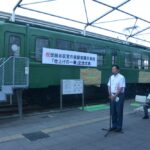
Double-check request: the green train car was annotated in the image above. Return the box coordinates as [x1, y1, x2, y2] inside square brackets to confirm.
[0, 12, 150, 106]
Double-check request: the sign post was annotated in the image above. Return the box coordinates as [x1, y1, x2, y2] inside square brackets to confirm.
[60, 79, 84, 110]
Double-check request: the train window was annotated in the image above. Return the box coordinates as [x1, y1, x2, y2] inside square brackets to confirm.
[93, 47, 105, 66]
[35, 38, 49, 61]
[132, 53, 141, 69]
[9, 35, 21, 56]
[93, 47, 106, 54]
[56, 39, 72, 50]
[125, 52, 132, 67]
[112, 50, 117, 65]
[74, 42, 91, 52]
[142, 55, 149, 70]
[97, 55, 104, 66]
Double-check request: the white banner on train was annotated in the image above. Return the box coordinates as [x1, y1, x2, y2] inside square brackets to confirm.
[42, 48, 97, 67]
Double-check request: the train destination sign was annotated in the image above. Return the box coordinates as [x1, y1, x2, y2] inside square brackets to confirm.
[42, 48, 97, 67]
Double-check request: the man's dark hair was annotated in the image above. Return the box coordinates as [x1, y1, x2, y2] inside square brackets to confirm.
[112, 64, 120, 70]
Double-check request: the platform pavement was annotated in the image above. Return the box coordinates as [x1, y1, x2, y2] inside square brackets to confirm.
[0, 100, 149, 150]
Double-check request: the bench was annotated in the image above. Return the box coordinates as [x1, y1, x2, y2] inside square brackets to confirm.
[134, 95, 150, 112]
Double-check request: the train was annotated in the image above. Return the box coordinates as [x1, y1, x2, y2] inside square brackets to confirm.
[0, 12, 150, 108]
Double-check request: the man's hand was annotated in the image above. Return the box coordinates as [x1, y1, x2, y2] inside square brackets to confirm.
[109, 95, 116, 100]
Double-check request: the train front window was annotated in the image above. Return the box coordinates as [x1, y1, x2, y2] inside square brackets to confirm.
[142, 55, 149, 70]
[9, 35, 21, 56]
[132, 53, 141, 69]
[35, 38, 49, 61]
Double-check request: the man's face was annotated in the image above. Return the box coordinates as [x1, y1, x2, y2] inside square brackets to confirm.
[112, 66, 119, 75]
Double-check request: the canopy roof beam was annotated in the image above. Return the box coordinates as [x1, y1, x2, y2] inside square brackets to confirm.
[19, 6, 86, 25]
[20, 0, 55, 6]
[83, 0, 89, 24]
[93, 0, 150, 25]
[9, 0, 150, 46]
[10, 0, 23, 22]
[129, 26, 150, 38]
[88, 0, 130, 26]
[83, 0, 130, 35]
[93, 0, 150, 40]
[90, 24, 150, 44]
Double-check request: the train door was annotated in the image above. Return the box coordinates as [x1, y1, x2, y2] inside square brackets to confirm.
[4, 32, 25, 57]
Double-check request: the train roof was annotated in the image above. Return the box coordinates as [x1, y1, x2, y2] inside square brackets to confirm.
[0, 11, 150, 50]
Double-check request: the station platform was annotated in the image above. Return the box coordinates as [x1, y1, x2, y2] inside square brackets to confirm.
[0, 100, 149, 150]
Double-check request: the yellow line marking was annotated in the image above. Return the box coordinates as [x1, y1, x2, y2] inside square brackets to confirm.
[42, 111, 133, 134]
[0, 111, 133, 143]
[0, 134, 24, 143]
[42, 116, 109, 134]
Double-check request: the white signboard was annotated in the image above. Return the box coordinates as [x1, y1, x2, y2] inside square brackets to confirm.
[62, 79, 83, 95]
[42, 48, 97, 67]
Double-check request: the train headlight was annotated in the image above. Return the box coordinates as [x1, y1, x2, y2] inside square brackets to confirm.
[11, 44, 20, 52]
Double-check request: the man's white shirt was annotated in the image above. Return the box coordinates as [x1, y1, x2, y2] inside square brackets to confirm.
[107, 73, 125, 93]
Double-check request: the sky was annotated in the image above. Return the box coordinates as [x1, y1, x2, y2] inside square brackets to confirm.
[0, 0, 150, 47]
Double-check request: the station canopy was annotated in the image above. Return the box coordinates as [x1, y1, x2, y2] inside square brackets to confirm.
[7, 0, 150, 47]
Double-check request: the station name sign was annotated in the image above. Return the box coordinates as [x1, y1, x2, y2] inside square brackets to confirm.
[42, 48, 97, 67]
